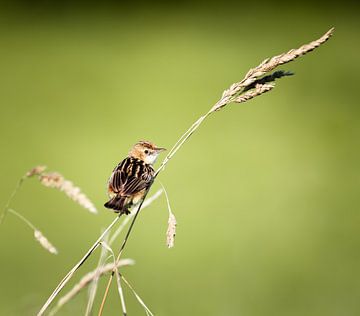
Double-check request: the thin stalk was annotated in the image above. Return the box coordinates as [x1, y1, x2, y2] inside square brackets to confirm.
[97, 275, 113, 316]
[97, 202, 142, 314]
[120, 274, 154, 316]
[37, 214, 123, 316]
[156, 113, 211, 175]
[109, 189, 163, 246]
[85, 189, 162, 316]
[0, 177, 25, 225]
[98, 111, 212, 313]
[85, 234, 110, 316]
[8, 208, 58, 255]
[115, 272, 127, 316]
[98, 242, 127, 316]
[7, 208, 37, 230]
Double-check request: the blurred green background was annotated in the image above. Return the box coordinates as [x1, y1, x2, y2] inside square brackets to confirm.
[0, 1, 359, 315]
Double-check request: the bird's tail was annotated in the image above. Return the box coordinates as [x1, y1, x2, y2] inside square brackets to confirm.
[104, 196, 130, 214]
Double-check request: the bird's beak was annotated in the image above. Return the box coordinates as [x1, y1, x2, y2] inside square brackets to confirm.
[155, 147, 166, 152]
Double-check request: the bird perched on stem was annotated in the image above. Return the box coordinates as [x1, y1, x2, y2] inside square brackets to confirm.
[104, 141, 166, 214]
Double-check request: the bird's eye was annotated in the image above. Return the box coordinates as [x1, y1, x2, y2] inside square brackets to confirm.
[144, 150, 149, 154]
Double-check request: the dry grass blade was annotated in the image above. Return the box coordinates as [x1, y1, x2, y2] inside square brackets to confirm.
[120, 274, 154, 316]
[99, 241, 127, 316]
[115, 268, 127, 316]
[37, 214, 122, 316]
[39, 190, 161, 316]
[58, 260, 134, 305]
[39, 172, 97, 214]
[98, 190, 157, 315]
[86, 190, 162, 315]
[49, 259, 134, 316]
[85, 234, 110, 316]
[98, 241, 127, 316]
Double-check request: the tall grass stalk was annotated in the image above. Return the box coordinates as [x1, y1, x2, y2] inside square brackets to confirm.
[38, 28, 334, 316]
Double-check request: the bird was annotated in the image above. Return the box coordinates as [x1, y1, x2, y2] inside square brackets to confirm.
[104, 140, 166, 214]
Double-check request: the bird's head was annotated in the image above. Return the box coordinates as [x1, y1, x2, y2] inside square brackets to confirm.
[129, 140, 166, 165]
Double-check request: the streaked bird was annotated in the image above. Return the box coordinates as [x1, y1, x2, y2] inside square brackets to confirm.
[104, 141, 166, 214]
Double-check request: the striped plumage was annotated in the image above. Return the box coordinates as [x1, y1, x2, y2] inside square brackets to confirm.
[104, 141, 165, 214]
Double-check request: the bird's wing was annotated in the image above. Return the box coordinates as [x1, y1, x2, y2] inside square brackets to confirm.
[108, 158, 153, 196]
[121, 176, 149, 195]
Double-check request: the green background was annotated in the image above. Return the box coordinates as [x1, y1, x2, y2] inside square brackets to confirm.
[0, 2, 359, 315]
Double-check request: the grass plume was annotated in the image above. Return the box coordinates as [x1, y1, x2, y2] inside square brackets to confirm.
[8, 208, 58, 255]
[162, 184, 177, 248]
[1, 165, 99, 256]
[39, 172, 97, 214]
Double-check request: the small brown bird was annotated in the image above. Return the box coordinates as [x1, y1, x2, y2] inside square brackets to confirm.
[104, 141, 166, 214]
